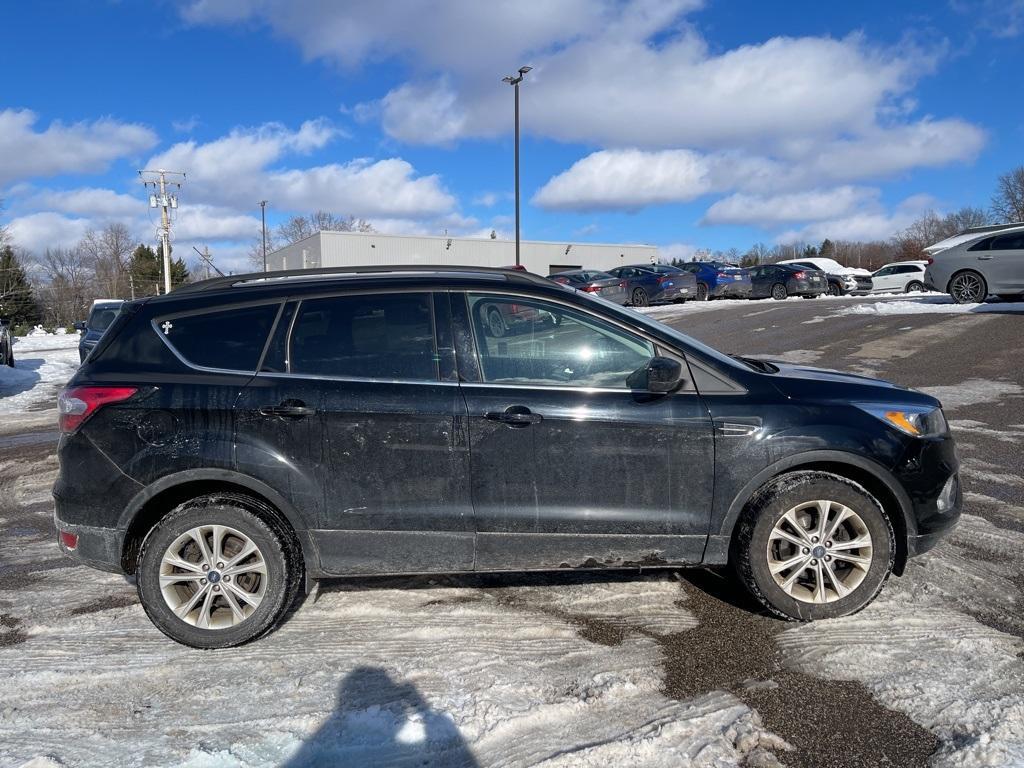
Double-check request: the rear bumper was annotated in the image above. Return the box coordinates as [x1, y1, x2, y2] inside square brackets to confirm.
[54, 513, 126, 574]
[709, 282, 752, 298]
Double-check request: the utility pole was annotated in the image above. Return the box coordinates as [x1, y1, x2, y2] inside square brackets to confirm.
[139, 169, 185, 294]
[260, 200, 269, 272]
[502, 66, 531, 267]
[193, 245, 225, 279]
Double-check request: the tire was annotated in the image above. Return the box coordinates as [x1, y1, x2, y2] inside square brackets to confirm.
[631, 288, 649, 307]
[485, 307, 507, 337]
[696, 283, 709, 302]
[905, 281, 924, 293]
[137, 496, 301, 648]
[771, 283, 788, 301]
[949, 270, 987, 304]
[731, 471, 895, 621]
[827, 282, 842, 297]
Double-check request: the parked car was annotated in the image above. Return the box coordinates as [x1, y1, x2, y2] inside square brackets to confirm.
[55, 265, 960, 647]
[548, 269, 629, 305]
[606, 264, 694, 306]
[778, 258, 873, 296]
[748, 264, 828, 299]
[868, 262, 928, 294]
[75, 299, 124, 362]
[0, 318, 14, 368]
[924, 225, 1024, 304]
[674, 261, 752, 301]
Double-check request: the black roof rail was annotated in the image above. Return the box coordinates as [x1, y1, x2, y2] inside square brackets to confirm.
[171, 264, 553, 295]
[960, 222, 1024, 236]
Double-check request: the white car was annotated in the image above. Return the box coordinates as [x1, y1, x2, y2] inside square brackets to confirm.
[869, 261, 928, 294]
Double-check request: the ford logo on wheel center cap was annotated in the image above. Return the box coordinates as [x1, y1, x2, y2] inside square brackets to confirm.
[207, 571, 221, 583]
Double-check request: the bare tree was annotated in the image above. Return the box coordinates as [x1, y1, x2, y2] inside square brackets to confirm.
[34, 246, 93, 326]
[892, 207, 992, 260]
[276, 211, 373, 247]
[991, 166, 1024, 224]
[79, 223, 134, 298]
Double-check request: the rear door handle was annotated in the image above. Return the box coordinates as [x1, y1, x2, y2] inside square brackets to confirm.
[484, 405, 543, 427]
[258, 400, 316, 419]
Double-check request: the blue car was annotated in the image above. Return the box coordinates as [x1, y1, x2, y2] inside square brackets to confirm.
[675, 261, 752, 301]
[607, 264, 696, 306]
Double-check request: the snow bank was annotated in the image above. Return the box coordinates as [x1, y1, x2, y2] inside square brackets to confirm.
[838, 296, 1024, 316]
[0, 332, 80, 416]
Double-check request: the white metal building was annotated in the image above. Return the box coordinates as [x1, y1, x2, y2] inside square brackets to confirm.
[266, 231, 658, 275]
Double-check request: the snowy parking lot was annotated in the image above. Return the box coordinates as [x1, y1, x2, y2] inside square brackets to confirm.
[2, 293, 1024, 768]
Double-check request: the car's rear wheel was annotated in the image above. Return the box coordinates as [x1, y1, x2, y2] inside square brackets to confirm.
[949, 270, 987, 304]
[485, 307, 507, 337]
[696, 283, 709, 302]
[631, 288, 649, 307]
[905, 280, 924, 293]
[771, 283, 788, 300]
[732, 471, 894, 621]
[137, 497, 300, 648]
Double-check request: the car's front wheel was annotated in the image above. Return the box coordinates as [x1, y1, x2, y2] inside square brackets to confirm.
[137, 496, 301, 648]
[828, 283, 842, 296]
[732, 471, 894, 621]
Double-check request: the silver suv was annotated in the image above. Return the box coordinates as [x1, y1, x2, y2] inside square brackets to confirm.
[924, 224, 1024, 303]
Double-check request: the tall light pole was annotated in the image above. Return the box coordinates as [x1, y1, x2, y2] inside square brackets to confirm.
[502, 65, 531, 267]
[260, 200, 268, 272]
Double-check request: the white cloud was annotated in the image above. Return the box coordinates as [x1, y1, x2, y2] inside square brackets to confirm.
[703, 187, 879, 226]
[7, 212, 95, 253]
[172, 205, 262, 242]
[776, 195, 936, 244]
[658, 242, 699, 262]
[0, 109, 157, 186]
[172, 115, 201, 133]
[22, 187, 142, 218]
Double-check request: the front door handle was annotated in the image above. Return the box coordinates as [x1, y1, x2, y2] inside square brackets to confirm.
[977, 255, 993, 261]
[258, 400, 316, 419]
[484, 405, 543, 428]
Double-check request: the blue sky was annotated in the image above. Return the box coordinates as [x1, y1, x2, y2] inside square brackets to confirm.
[1, 0, 1021, 271]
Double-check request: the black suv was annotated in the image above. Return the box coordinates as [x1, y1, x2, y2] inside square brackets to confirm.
[54, 266, 961, 648]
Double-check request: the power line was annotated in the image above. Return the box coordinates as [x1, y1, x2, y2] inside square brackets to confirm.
[139, 169, 185, 294]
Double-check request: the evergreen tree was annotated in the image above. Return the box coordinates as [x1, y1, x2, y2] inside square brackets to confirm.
[0, 245, 42, 326]
[128, 244, 190, 296]
[819, 239, 836, 260]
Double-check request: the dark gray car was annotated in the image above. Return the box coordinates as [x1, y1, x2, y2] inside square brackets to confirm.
[749, 264, 828, 299]
[75, 300, 123, 362]
[0, 319, 13, 367]
[548, 269, 630, 305]
[924, 224, 1024, 303]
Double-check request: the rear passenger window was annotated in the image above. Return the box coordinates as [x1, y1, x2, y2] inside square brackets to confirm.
[992, 234, 1024, 250]
[289, 293, 437, 381]
[160, 303, 279, 371]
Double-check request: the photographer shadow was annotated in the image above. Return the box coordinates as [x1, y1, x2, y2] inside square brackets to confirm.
[284, 666, 478, 768]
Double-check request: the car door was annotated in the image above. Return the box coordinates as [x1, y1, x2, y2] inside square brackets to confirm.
[986, 233, 1024, 292]
[243, 289, 475, 575]
[872, 266, 897, 292]
[749, 266, 772, 297]
[453, 290, 715, 570]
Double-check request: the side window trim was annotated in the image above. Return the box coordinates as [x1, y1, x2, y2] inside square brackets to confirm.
[278, 290, 442, 384]
[152, 298, 283, 375]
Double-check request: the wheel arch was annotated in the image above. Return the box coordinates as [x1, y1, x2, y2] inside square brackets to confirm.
[945, 267, 988, 295]
[118, 469, 315, 576]
[711, 450, 915, 576]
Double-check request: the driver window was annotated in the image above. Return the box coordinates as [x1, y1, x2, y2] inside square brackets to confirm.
[467, 294, 655, 388]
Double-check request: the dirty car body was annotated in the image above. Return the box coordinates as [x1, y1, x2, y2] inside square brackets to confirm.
[53, 266, 961, 646]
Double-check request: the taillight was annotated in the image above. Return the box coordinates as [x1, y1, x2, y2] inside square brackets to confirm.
[619, 280, 627, 288]
[59, 530, 79, 551]
[657, 276, 671, 283]
[583, 284, 601, 292]
[716, 272, 729, 278]
[58, 386, 137, 433]
[926, 257, 934, 265]
[793, 271, 806, 279]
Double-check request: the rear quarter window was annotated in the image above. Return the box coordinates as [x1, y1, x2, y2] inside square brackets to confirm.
[158, 303, 280, 371]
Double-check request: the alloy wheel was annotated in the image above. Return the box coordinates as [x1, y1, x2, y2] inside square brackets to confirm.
[632, 288, 648, 307]
[771, 283, 787, 300]
[159, 524, 268, 629]
[766, 500, 873, 604]
[950, 272, 985, 304]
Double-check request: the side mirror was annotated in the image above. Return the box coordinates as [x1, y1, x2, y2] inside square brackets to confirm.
[627, 356, 684, 393]
[73, 321, 86, 331]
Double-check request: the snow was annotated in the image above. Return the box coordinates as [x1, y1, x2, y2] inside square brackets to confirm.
[837, 295, 1024, 316]
[919, 379, 1024, 411]
[778, 257, 872, 276]
[777, 513, 1024, 768]
[0, 331, 80, 417]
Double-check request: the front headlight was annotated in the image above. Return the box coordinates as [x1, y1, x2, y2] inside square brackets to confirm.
[855, 403, 948, 437]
